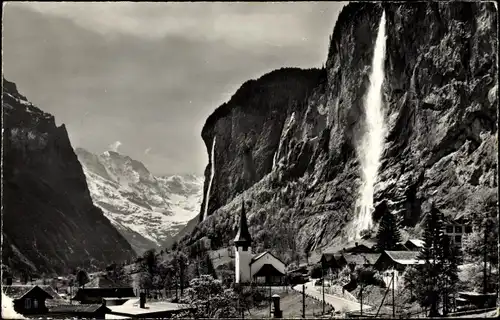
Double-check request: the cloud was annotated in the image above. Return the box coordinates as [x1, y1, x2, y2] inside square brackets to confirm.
[109, 141, 122, 152]
[7, 2, 344, 48]
[2, 2, 345, 175]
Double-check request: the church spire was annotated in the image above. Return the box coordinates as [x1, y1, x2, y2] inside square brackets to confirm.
[234, 196, 252, 247]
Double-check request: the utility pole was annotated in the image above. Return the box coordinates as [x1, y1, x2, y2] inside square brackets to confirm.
[360, 283, 363, 317]
[302, 284, 306, 318]
[322, 266, 325, 314]
[269, 284, 272, 318]
[483, 222, 488, 294]
[392, 271, 395, 318]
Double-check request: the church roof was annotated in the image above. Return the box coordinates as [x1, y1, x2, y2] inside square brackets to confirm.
[250, 251, 284, 266]
[234, 198, 252, 246]
[253, 264, 285, 278]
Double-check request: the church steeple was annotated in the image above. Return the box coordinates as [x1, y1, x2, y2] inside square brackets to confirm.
[234, 197, 252, 248]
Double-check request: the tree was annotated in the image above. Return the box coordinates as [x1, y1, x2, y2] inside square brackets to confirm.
[138, 249, 160, 296]
[76, 269, 90, 288]
[375, 210, 402, 252]
[462, 216, 498, 294]
[178, 275, 239, 318]
[108, 262, 131, 287]
[402, 266, 419, 301]
[414, 204, 445, 317]
[440, 235, 459, 315]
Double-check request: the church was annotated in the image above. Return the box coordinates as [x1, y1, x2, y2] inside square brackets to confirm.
[234, 199, 287, 285]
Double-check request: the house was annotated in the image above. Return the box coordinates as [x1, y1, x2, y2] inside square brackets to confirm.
[342, 243, 375, 253]
[456, 292, 497, 309]
[72, 275, 136, 304]
[3, 285, 54, 315]
[234, 198, 287, 285]
[343, 253, 381, 270]
[443, 217, 473, 247]
[106, 293, 195, 319]
[374, 251, 425, 290]
[49, 304, 111, 319]
[404, 239, 424, 251]
[320, 253, 343, 269]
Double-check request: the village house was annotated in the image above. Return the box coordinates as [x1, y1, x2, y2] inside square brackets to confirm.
[71, 275, 135, 304]
[443, 217, 473, 247]
[374, 250, 424, 290]
[106, 293, 195, 319]
[3, 285, 54, 315]
[49, 304, 112, 319]
[403, 239, 424, 251]
[234, 199, 287, 285]
[343, 252, 381, 270]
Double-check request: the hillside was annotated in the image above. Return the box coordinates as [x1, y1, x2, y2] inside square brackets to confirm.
[75, 148, 203, 254]
[179, 2, 498, 261]
[2, 78, 136, 276]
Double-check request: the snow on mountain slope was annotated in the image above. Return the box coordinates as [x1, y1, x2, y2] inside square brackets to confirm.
[75, 148, 203, 254]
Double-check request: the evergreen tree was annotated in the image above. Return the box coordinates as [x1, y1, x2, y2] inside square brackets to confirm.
[375, 209, 402, 251]
[440, 235, 459, 315]
[414, 204, 445, 317]
[76, 269, 90, 288]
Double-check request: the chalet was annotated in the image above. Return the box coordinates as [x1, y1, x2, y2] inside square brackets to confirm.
[456, 292, 497, 310]
[106, 293, 195, 319]
[3, 285, 54, 315]
[234, 198, 287, 285]
[72, 275, 135, 304]
[343, 253, 381, 270]
[404, 239, 424, 251]
[49, 304, 111, 319]
[442, 216, 473, 247]
[374, 251, 425, 289]
[320, 253, 344, 271]
[342, 242, 375, 253]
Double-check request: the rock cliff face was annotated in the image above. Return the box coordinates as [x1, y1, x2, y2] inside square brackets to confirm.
[75, 147, 203, 254]
[2, 79, 136, 275]
[180, 2, 498, 260]
[198, 67, 326, 223]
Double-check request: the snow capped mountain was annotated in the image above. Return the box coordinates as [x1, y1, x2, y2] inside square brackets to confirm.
[75, 148, 203, 254]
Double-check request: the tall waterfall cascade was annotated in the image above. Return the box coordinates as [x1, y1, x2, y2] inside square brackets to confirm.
[272, 112, 296, 170]
[203, 136, 217, 221]
[350, 11, 387, 240]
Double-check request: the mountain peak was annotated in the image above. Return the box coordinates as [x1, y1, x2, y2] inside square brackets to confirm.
[76, 148, 204, 255]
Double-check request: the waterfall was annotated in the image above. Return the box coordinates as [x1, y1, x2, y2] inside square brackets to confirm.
[351, 11, 387, 240]
[203, 136, 216, 221]
[272, 112, 296, 170]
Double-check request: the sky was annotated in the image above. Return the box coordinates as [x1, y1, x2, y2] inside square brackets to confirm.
[2, 1, 345, 175]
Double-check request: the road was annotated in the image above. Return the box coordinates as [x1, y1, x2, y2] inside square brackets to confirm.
[293, 281, 371, 313]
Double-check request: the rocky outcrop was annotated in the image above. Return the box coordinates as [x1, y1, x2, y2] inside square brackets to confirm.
[199, 67, 326, 222]
[180, 2, 497, 261]
[2, 79, 136, 276]
[75, 147, 203, 254]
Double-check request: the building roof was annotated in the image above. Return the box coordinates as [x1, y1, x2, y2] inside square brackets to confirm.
[108, 301, 193, 316]
[50, 304, 110, 313]
[253, 264, 285, 278]
[250, 251, 284, 266]
[343, 253, 380, 265]
[2, 285, 54, 300]
[384, 251, 425, 265]
[344, 244, 374, 253]
[234, 198, 252, 246]
[405, 239, 424, 248]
